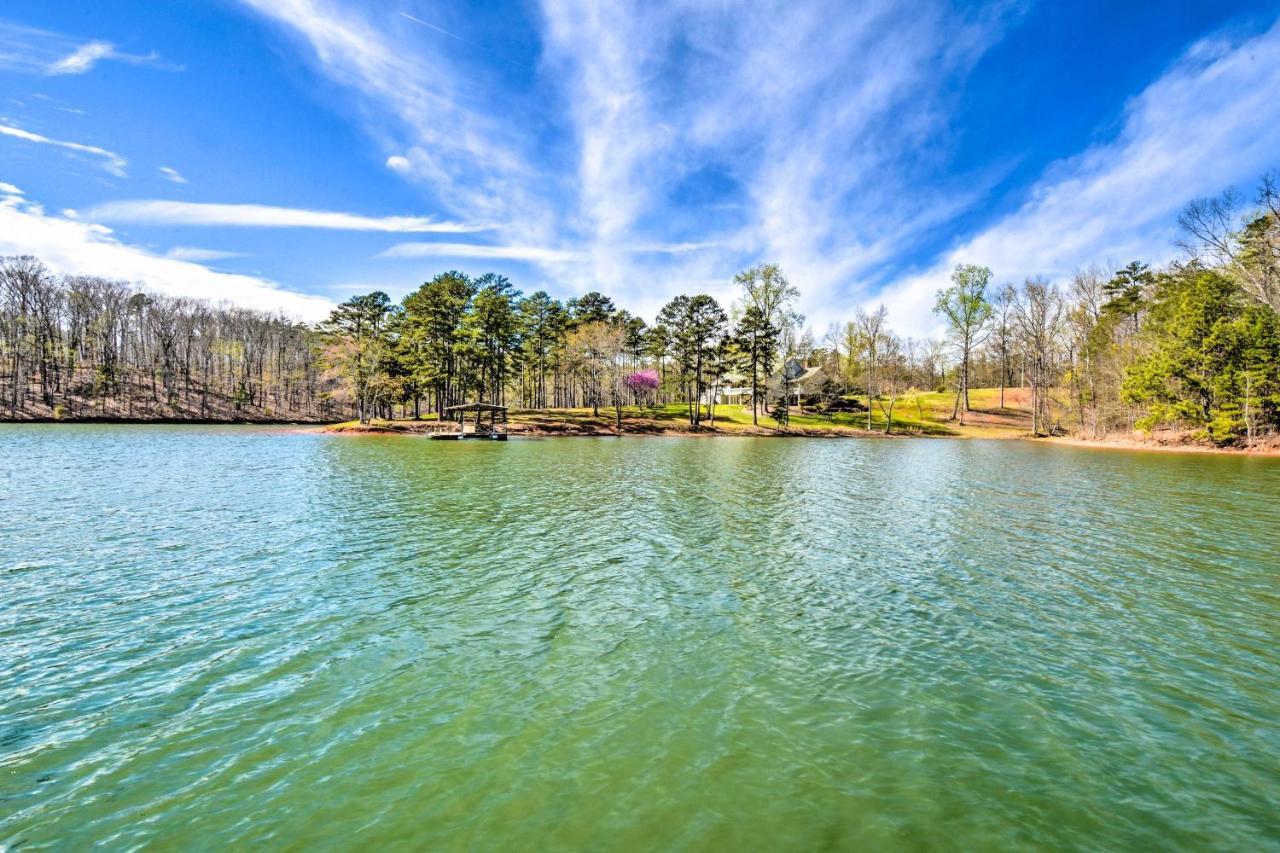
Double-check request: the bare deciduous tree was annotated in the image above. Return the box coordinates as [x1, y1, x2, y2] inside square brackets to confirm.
[1014, 277, 1066, 436]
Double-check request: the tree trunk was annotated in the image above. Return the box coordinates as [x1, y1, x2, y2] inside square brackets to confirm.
[751, 361, 758, 426]
[999, 350, 1005, 409]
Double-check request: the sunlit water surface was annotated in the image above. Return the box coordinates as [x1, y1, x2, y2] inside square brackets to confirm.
[2, 426, 1278, 850]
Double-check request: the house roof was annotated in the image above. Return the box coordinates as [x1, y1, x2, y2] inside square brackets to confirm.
[771, 363, 828, 384]
[795, 365, 826, 384]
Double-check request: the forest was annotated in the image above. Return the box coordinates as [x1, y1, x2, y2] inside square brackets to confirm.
[0, 258, 343, 421]
[2, 173, 1277, 444]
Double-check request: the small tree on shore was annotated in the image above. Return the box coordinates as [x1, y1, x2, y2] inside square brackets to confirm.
[771, 397, 789, 429]
[876, 333, 905, 434]
[624, 369, 659, 408]
[855, 304, 888, 430]
[1014, 277, 1066, 436]
[934, 264, 993, 424]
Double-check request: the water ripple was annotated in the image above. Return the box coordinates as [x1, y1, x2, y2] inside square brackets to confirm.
[1, 426, 1278, 850]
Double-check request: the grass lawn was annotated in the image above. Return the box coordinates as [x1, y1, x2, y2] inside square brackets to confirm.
[331, 387, 1041, 439]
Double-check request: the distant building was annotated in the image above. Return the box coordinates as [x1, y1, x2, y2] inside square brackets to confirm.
[701, 362, 835, 408]
[768, 359, 834, 410]
[701, 371, 752, 406]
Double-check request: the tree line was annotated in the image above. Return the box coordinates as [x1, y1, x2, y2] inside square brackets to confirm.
[823, 171, 1279, 444]
[4, 170, 1276, 444]
[0, 256, 344, 421]
[318, 263, 805, 428]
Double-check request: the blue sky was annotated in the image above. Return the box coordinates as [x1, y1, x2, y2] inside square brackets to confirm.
[2, 0, 1279, 335]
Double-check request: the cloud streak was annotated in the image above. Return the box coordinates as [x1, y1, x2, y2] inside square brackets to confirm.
[0, 122, 129, 177]
[528, 0, 1014, 318]
[0, 186, 331, 321]
[217, 3, 1280, 328]
[876, 18, 1280, 338]
[46, 40, 169, 75]
[0, 22, 176, 76]
[379, 242, 583, 264]
[378, 240, 721, 262]
[164, 247, 249, 262]
[87, 200, 492, 233]
[235, 0, 544, 232]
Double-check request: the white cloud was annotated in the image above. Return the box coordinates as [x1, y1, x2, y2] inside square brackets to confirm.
[86, 200, 491, 232]
[0, 182, 22, 196]
[531, 0, 1010, 321]
[237, 2, 536, 202]
[0, 22, 174, 76]
[48, 41, 116, 75]
[0, 191, 332, 321]
[0, 122, 128, 176]
[158, 166, 188, 184]
[28, 93, 87, 116]
[876, 18, 1280, 339]
[235, 0, 557, 253]
[632, 242, 721, 255]
[378, 240, 721, 263]
[235, 0, 1279, 332]
[46, 39, 175, 75]
[164, 247, 249, 262]
[379, 242, 583, 263]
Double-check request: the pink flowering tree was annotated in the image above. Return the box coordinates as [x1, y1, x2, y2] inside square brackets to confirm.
[623, 369, 660, 407]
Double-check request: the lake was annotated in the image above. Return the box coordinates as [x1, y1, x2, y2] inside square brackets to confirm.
[2, 426, 1277, 850]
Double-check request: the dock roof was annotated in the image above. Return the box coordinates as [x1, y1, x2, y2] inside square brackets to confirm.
[443, 402, 509, 412]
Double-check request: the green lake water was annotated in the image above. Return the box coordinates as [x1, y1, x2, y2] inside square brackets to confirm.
[1, 426, 1278, 850]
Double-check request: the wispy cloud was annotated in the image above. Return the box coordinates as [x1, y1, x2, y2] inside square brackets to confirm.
[531, 0, 1012, 316]
[158, 166, 188, 184]
[0, 189, 331, 321]
[86, 200, 492, 233]
[0, 22, 176, 76]
[46, 40, 168, 75]
[28, 93, 87, 115]
[164, 246, 248, 262]
[46, 40, 116, 74]
[378, 240, 720, 262]
[379, 242, 583, 264]
[876, 18, 1280, 338]
[230, 1, 1279, 330]
[0, 122, 128, 176]
[235, 0, 542, 227]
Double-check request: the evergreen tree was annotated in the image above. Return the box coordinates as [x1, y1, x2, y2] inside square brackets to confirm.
[657, 294, 728, 426]
[1122, 267, 1280, 444]
[319, 291, 396, 424]
[733, 305, 779, 425]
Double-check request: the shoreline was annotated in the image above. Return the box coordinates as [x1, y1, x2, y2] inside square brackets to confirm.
[6, 416, 1277, 456]
[317, 418, 1279, 455]
[1044, 434, 1280, 457]
[0, 416, 342, 426]
[319, 419, 906, 440]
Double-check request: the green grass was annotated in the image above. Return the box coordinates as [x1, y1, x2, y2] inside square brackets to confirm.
[334, 387, 1040, 439]
[508, 400, 958, 436]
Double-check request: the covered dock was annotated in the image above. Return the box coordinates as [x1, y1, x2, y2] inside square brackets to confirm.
[431, 402, 509, 440]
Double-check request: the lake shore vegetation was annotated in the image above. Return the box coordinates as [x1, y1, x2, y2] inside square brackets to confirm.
[3, 172, 1278, 449]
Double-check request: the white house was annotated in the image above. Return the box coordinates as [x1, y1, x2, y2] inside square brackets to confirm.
[700, 371, 753, 406]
